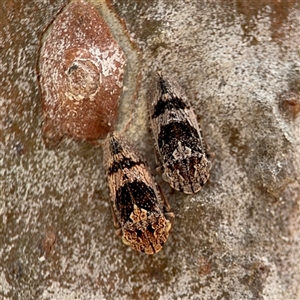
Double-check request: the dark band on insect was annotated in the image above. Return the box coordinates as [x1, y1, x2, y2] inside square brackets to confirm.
[116, 180, 158, 223]
[157, 121, 204, 158]
[152, 96, 189, 119]
[108, 158, 144, 175]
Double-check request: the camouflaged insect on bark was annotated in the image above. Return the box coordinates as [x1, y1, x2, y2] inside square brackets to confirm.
[147, 72, 212, 194]
[103, 132, 174, 254]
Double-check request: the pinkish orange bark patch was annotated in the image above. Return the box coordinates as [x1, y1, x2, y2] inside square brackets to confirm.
[39, 0, 126, 147]
[279, 90, 300, 119]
